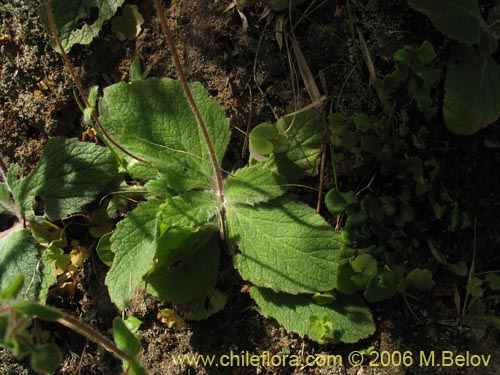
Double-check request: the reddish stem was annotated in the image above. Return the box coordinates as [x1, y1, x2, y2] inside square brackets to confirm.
[43, 0, 146, 163]
[152, 0, 225, 202]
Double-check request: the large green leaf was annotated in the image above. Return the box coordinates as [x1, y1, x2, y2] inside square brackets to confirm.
[14, 138, 119, 220]
[227, 196, 342, 294]
[98, 78, 230, 191]
[147, 227, 220, 304]
[444, 47, 500, 135]
[408, 0, 483, 45]
[105, 200, 159, 310]
[224, 165, 287, 205]
[157, 191, 221, 229]
[39, 0, 125, 51]
[0, 228, 42, 305]
[251, 287, 375, 343]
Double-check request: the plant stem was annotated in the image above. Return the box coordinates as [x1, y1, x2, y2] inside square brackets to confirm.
[56, 314, 136, 366]
[43, 0, 146, 163]
[152, 0, 225, 203]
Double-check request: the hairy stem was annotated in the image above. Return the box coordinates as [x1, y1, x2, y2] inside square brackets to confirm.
[56, 314, 136, 366]
[152, 0, 225, 202]
[43, 0, 146, 163]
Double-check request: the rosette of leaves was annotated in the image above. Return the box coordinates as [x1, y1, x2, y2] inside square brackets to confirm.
[97, 76, 375, 343]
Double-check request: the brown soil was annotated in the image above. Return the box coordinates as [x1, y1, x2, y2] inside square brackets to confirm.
[1, 1, 500, 375]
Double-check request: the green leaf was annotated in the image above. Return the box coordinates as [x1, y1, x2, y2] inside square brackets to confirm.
[408, 0, 483, 45]
[466, 277, 484, 298]
[39, 0, 125, 52]
[30, 343, 62, 373]
[106, 200, 159, 310]
[14, 138, 119, 220]
[0, 274, 24, 302]
[312, 292, 335, 305]
[250, 287, 375, 344]
[463, 300, 488, 339]
[273, 109, 323, 180]
[451, 261, 468, 277]
[147, 227, 220, 304]
[224, 165, 287, 205]
[157, 191, 221, 229]
[128, 360, 147, 375]
[123, 316, 142, 334]
[96, 232, 114, 267]
[405, 268, 435, 292]
[415, 40, 436, 64]
[98, 78, 230, 190]
[0, 176, 15, 213]
[350, 254, 378, 287]
[325, 189, 358, 215]
[444, 47, 500, 135]
[485, 273, 500, 291]
[227, 196, 343, 294]
[353, 113, 372, 130]
[111, 4, 144, 41]
[364, 268, 399, 302]
[249, 123, 280, 161]
[0, 229, 42, 304]
[113, 317, 141, 357]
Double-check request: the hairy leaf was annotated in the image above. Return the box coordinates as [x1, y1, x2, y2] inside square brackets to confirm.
[39, 0, 125, 51]
[98, 78, 230, 190]
[224, 165, 287, 205]
[157, 191, 221, 229]
[227, 197, 342, 294]
[113, 317, 141, 357]
[251, 287, 375, 343]
[14, 138, 118, 220]
[0, 229, 42, 305]
[273, 109, 323, 180]
[444, 47, 500, 135]
[147, 227, 220, 304]
[105, 200, 159, 310]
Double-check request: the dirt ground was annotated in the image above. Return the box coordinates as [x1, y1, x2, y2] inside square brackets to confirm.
[1, 0, 500, 374]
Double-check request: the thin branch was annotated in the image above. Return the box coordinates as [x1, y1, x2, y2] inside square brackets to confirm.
[152, 0, 225, 202]
[43, 0, 146, 163]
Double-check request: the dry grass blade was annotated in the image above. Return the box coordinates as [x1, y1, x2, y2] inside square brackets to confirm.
[290, 33, 322, 104]
[358, 29, 377, 84]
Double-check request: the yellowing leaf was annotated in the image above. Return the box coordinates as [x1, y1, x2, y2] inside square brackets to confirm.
[70, 242, 89, 267]
[111, 4, 144, 41]
[30, 220, 67, 247]
[157, 308, 186, 330]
